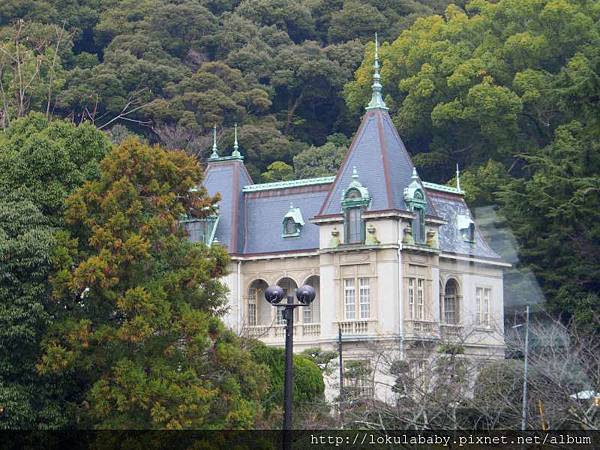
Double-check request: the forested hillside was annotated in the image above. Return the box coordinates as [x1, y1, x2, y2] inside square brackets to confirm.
[0, 0, 457, 180]
[0, 0, 598, 344]
[0, 0, 599, 431]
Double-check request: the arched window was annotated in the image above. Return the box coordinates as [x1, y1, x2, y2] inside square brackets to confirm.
[342, 168, 371, 245]
[282, 203, 304, 238]
[443, 279, 460, 325]
[276, 277, 298, 324]
[302, 276, 320, 324]
[247, 279, 269, 326]
[345, 204, 363, 244]
[404, 168, 427, 244]
[283, 218, 297, 235]
[413, 204, 425, 243]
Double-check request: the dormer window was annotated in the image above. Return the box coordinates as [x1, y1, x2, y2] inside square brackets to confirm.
[457, 215, 475, 243]
[282, 203, 304, 238]
[403, 168, 427, 244]
[181, 210, 220, 246]
[342, 167, 371, 245]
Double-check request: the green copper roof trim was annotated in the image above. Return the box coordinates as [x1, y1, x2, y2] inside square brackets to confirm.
[243, 176, 335, 192]
[365, 33, 389, 111]
[208, 154, 244, 162]
[210, 125, 220, 159]
[422, 182, 464, 195]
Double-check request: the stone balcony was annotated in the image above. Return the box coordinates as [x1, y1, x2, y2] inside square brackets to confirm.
[404, 319, 440, 340]
[244, 323, 321, 342]
[440, 324, 464, 340]
[337, 319, 377, 336]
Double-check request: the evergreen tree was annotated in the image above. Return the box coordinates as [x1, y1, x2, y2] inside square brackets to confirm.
[0, 114, 110, 428]
[38, 139, 269, 428]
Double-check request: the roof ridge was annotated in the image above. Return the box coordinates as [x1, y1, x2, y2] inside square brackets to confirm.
[423, 181, 464, 195]
[243, 176, 335, 192]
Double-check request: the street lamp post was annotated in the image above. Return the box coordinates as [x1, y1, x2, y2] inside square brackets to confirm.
[264, 284, 316, 450]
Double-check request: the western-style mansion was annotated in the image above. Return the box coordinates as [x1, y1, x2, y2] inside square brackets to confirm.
[187, 39, 509, 402]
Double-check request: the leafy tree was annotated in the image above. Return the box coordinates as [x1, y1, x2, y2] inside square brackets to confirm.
[0, 113, 110, 224]
[0, 114, 109, 429]
[249, 340, 325, 417]
[261, 161, 294, 183]
[498, 122, 600, 328]
[0, 20, 72, 128]
[235, 0, 316, 43]
[345, 0, 600, 181]
[146, 62, 271, 132]
[38, 139, 268, 428]
[293, 135, 348, 179]
[0, 198, 64, 429]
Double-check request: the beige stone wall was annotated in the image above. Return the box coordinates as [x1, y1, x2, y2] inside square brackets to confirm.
[219, 216, 506, 402]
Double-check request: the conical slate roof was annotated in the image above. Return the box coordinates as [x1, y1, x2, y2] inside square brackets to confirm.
[317, 108, 432, 216]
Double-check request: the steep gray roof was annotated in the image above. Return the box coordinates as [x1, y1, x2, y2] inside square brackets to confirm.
[204, 160, 253, 253]
[426, 189, 501, 260]
[242, 182, 330, 255]
[201, 115, 500, 261]
[318, 109, 434, 216]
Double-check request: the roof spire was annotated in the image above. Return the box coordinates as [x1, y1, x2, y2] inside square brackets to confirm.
[366, 32, 388, 111]
[456, 163, 461, 191]
[231, 123, 242, 158]
[210, 124, 219, 159]
[411, 166, 419, 180]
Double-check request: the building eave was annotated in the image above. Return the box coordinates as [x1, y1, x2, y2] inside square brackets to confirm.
[231, 248, 320, 261]
[439, 252, 511, 268]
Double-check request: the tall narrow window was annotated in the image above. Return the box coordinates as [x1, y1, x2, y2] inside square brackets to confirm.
[276, 308, 285, 325]
[359, 278, 370, 319]
[404, 168, 427, 244]
[413, 206, 425, 243]
[284, 218, 297, 235]
[408, 277, 426, 320]
[408, 278, 415, 319]
[303, 303, 312, 323]
[344, 279, 356, 320]
[476, 287, 491, 326]
[416, 278, 424, 320]
[346, 206, 363, 244]
[342, 168, 371, 245]
[248, 289, 257, 326]
[443, 279, 460, 325]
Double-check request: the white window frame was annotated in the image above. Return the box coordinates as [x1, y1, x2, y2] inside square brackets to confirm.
[359, 278, 370, 319]
[303, 303, 312, 324]
[408, 278, 414, 319]
[416, 278, 424, 320]
[344, 276, 371, 320]
[476, 286, 492, 327]
[344, 359, 374, 399]
[442, 279, 460, 325]
[344, 278, 356, 320]
[408, 277, 426, 320]
[248, 288, 257, 326]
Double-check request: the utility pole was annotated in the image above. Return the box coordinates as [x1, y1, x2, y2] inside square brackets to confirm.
[338, 324, 344, 428]
[521, 304, 530, 431]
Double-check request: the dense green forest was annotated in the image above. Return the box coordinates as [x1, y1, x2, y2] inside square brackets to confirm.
[0, 0, 599, 430]
[2, 0, 594, 324]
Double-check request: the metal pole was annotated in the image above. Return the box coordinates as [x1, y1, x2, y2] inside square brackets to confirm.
[283, 295, 294, 450]
[521, 304, 530, 431]
[338, 324, 344, 428]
